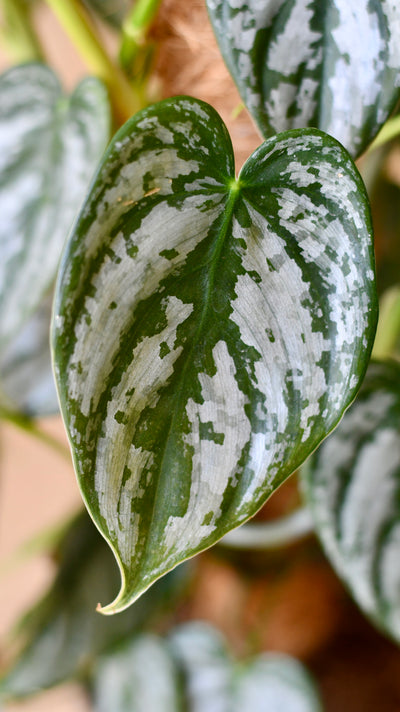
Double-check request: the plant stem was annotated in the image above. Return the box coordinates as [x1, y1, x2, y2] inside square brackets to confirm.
[372, 286, 400, 361]
[44, 0, 143, 124]
[119, 0, 162, 77]
[0, 0, 44, 63]
[218, 506, 314, 550]
[1, 407, 71, 461]
[368, 115, 400, 153]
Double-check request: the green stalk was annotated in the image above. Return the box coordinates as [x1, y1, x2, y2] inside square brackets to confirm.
[1, 406, 71, 460]
[44, 0, 143, 124]
[372, 286, 400, 361]
[119, 0, 162, 78]
[0, 0, 44, 63]
[368, 115, 400, 153]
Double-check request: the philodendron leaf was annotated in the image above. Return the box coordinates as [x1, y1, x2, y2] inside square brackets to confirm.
[169, 622, 323, 712]
[301, 360, 400, 642]
[52, 96, 377, 613]
[93, 636, 184, 712]
[0, 513, 190, 699]
[0, 63, 110, 352]
[0, 293, 59, 417]
[206, 0, 400, 158]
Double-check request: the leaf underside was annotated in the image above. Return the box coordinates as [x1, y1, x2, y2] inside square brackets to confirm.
[302, 360, 400, 643]
[0, 63, 110, 352]
[206, 0, 400, 157]
[52, 96, 377, 613]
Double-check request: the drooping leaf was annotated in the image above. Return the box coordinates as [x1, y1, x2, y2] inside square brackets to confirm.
[0, 292, 59, 417]
[301, 360, 400, 642]
[0, 63, 110, 352]
[93, 636, 184, 712]
[52, 96, 377, 613]
[169, 622, 323, 712]
[0, 512, 191, 700]
[206, 0, 400, 158]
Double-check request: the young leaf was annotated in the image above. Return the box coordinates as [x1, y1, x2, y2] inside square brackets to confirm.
[93, 636, 184, 712]
[301, 361, 400, 643]
[0, 513, 190, 699]
[0, 293, 59, 417]
[0, 63, 110, 352]
[52, 96, 377, 613]
[169, 622, 323, 712]
[206, 0, 400, 158]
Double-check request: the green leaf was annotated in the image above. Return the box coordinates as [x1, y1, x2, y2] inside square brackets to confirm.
[301, 360, 400, 643]
[206, 0, 400, 158]
[0, 293, 59, 417]
[169, 622, 323, 712]
[52, 96, 377, 613]
[0, 513, 190, 699]
[93, 636, 184, 712]
[0, 63, 110, 352]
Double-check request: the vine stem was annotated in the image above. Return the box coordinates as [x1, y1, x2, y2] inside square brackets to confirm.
[119, 0, 162, 76]
[0, 0, 44, 63]
[368, 115, 400, 152]
[372, 286, 400, 361]
[1, 407, 71, 461]
[43, 0, 143, 124]
[218, 506, 314, 550]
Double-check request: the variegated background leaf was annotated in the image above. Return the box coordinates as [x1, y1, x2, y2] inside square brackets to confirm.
[0, 63, 110, 352]
[206, 0, 400, 158]
[301, 361, 400, 642]
[94, 635, 182, 712]
[0, 512, 190, 699]
[93, 623, 323, 712]
[52, 96, 377, 613]
[0, 293, 59, 416]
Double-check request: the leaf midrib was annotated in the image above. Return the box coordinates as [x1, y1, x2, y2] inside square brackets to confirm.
[132, 184, 241, 584]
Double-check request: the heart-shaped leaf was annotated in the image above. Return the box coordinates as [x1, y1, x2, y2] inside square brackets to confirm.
[206, 0, 400, 157]
[301, 360, 400, 642]
[52, 96, 377, 613]
[0, 63, 110, 352]
[0, 513, 190, 700]
[92, 623, 323, 712]
[0, 293, 59, 417]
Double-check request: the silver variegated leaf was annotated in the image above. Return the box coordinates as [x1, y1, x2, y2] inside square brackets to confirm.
[93, 636, 183, 712]
[301, 360, 400, 642]
[0, 293, 59, 416]
[169, 622, 323, 712]
[52, 96, 377, 612]
[0, 63, 110, 351]
[0, 513, 189, 699]
[206, 0, 400, 157]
